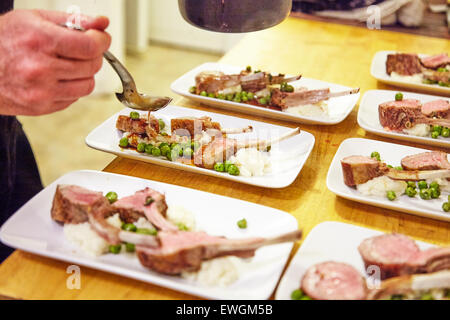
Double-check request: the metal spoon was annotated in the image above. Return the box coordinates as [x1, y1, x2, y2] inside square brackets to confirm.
[63, 22, 172, 112]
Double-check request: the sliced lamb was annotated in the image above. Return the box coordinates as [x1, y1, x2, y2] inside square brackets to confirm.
[379, 99, 423, 131]
[421, 99, 449, 119]
[170, 116, 221, 137]
[405, 247, 450, 275]
[195, 71, 241, 94]
[116, 114, 160, 136]
[112, 187, 178, 232]
[358, 234, 421, 280]
[51, 185, 110, 224]
[341, 156, 388, 187]
[401, 151, 450, 171]
[420, 53, 450, 70]
[300, 261, 367, 300]
[136, 229, 302, 275]
[386, 53, 423, 76]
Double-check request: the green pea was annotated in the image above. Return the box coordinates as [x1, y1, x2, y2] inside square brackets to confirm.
[418, 181, 428, 189]
[145, 144, 153, 155]
[160, 145, 171, 157]
[237, 218, 247, 229]
[151, 147, 161, 157]
[259, 98, 268, 105]
[121, 223, 137, 232]
[405, 187, 417, 198]
[387, 165, 393, 168]
[200, 91, 207, 97]
[119, 137, 129, 148]
[109, 244, 121, 254]
[386, 190, 396, 201]
[208, 93, 215, 98]
[420, 292, 434, 300]
[227, 164, 240, 176]
[370, 151, 381, 161]
[419, 189, 431, 200]
[105, 191, 118, 204]
[394, 166, 403, 171]
[224, 161, 233, 172]
[407, 181, 416, 188]
[172, 144, 183, 157]
[390, 294, 405, 300]
[442, 128, 450, 138]
[136, 142, 146, 153]
[183, 147, 194, 158]
[432, 125, 443, 135]
[395, 92, 403, 101]
[177, 223, 189, 231]
[160, 132, 168, 136]
[226, 94, 234, 101]
[214, 163, 225, 172]
[233, 96, 241, 103]
[254, 70, 261, 73]
[429, 181, 440, 190]
[431, 130, 440, 139]
[136, 228, 157, 236]
[423, 79, 438, 85]
[247, 92, 254, 100]
[438, 81, 450, 87]
[437, 67, 448, 72]
[246, 66, 252, 72]
[130, 111, 140, 120]
[242, 95, 249, 102]
[291, 289, 304, 300]
[442, 202, 450, 212]
[158, 119, 165, 131]
[125, 243, 135, 252]
[241, 91, 247, 97]
[217, 94, 226, 100]
[430, 187, 440, 199]
[189, 86, 196, 94]
[191, 141, 200, 150]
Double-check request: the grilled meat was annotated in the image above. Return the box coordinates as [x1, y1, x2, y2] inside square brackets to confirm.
[116, 114, 160, 136]
[341, 156, 388, 187]
[421, 100, 449, 119]
[401, 151, 450, 171]
[420, 53, 450, 70]
[171, 116, 221, 137]
[386, 53, 423, 76]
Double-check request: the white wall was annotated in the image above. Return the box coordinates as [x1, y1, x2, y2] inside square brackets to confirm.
[14, 0, 126, 94]
[148, 0, 244, 53]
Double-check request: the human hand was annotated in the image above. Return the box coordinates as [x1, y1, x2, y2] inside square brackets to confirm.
[0, 9, 111, 116]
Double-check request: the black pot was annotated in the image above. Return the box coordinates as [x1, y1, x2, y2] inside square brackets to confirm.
[178, 0, 292, 33]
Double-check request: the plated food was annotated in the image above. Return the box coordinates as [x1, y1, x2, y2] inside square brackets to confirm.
[171, 62, 361, 124]
[86, 105, 315, 188]
[371, 51, 450, 95]
[358, 90, 450, 148]
[276, 222, 450, 300]
[327, 138, 450, 222]
[0, 170, 300, 300]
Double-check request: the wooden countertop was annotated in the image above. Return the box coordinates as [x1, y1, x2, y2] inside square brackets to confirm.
[0, 17, 449, 300]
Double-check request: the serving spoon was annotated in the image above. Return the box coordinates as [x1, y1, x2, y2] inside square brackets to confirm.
[63, 22, 172, 112]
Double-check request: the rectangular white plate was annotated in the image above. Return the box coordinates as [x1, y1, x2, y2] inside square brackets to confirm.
[275, 221, 433, 300]
[85, 105, 315, 189]
[358, 89, 450, 148]
[371, 51, 450, 96]
[326, 138, 450, 222]
[170, 62, 360, 125]
[0, 170, 299, 300]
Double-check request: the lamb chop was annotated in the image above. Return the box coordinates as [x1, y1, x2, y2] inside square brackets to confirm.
[51, 185, 159, 247]
[421, 100, 449, 119]
[194, 127, 301, 169]
[112, 187, 178, 232]
[116, 114, 160, 139]
[194, 70, 301, 95]
[341, 154, 450, 187]
[358, 233, 450, 280]
[136, 229, 302, 275]
[379, 99, 450, 132]
[300, 261, 368, 300]
[170, 116, 253, 138]
[368, 270, 450, 300]
[271, 87, 360, 110]
[401, 151, 450, 171]
[386, 53, 423, 76]
[420, 53, 450, 70]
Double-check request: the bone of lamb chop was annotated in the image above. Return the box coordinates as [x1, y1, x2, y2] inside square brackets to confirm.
[379, 99, 450, 132]
[51, 185, 159, 247]
[136, 229, 302, 275]
[358, 233, 450, 280]
[194, 127, 301, 169]
[271, 88, 360, 110]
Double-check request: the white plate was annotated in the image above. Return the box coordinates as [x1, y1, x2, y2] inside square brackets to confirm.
[358, 89, 450, 148]
[85, 105, 315, 189]
[0, 170, 299, 300]
[326, 138, 450, 222]
[275, 221, 433, 300]
[170, 62, 360, 125]
[371, 51, 450, 96]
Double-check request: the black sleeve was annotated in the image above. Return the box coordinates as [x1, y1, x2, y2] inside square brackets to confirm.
[0, 0, 13, 14]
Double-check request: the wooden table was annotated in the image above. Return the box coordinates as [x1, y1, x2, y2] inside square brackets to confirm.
[0, 17, 449, 300]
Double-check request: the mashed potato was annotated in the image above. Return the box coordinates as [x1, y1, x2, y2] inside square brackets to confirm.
[357, 176, 407, 198]
[167, 205, 196, 231]
[403, 124, 431, 137]
[284, 101, 328, 117]
[229, 148, 271, 177]
[390, 72, 423, 84]
[182, 256, 242, 287]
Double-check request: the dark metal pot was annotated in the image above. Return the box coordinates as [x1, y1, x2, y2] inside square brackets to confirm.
[178, 0, 292, 33]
